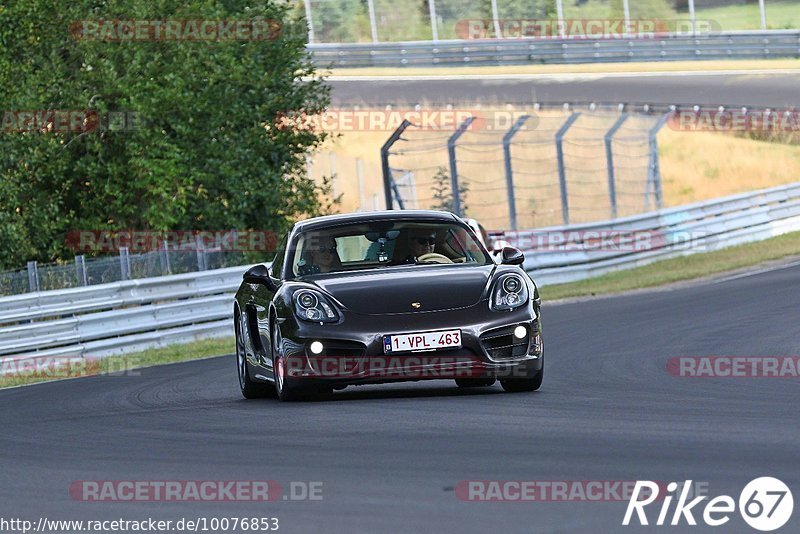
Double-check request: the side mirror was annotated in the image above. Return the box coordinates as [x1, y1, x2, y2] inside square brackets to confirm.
[243, 264, 277, 290]
[500, 246, 525, 266]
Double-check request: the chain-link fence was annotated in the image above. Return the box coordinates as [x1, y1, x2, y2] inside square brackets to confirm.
[382, 107, 668, 229]
[298, 0, 798, 43]
[0, 247, 250, 298]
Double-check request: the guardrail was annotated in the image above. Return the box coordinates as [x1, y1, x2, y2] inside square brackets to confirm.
[493, 182, 800, 286]
[309, 30, 800, 68]
[0, 265, 254, 372]
[2, 181, 800, 368]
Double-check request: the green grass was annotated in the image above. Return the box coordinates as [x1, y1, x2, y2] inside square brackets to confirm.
[0, 336, 234, 389]
[696, 1, 800, 31]
[541, 230, 800, 301]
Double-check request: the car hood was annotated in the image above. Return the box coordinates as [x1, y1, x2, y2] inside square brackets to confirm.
[311, 265, 495, 315]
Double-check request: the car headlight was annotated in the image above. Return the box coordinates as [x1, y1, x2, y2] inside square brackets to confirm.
[490, 273, 529, 311]
[294, 290, 339, 323]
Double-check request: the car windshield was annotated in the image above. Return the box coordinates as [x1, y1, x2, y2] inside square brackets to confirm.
[288, 220, 492, 278]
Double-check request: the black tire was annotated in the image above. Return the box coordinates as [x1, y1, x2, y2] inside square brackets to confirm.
[500, 367, 543, 393]
[271, 321, 335, 402]
[455, 377, 496, 388]
[272, 321, 306, 401]
[236, 313, 273, 399]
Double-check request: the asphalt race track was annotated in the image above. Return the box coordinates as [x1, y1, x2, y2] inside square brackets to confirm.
[1, 263, 798, 533]
[329, 72, 800, 108]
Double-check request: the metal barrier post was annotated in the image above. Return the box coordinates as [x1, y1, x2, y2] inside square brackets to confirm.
[381, 119, 412, 210]
[688, 0, 696, 36]
[604, 114, 629, 219]
[75, 255, 88, 286]
[646, 113, 670, 211]
[759, 0, 767, 30]
[119, 247, 131, 281]
[27, 261, 39, 292]
[448, 116, 475, 217]
[502, 115, 530, 230]
[555, 112, 582, 225]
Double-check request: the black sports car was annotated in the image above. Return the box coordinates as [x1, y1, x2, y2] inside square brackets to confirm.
[233, 210, 543, 401]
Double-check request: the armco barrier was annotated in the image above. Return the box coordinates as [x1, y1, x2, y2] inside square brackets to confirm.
[309, 30, 800, 68]
[495, 183, 800, 286]
[0, 265, 254, 373]
[2, 181, 800, 368]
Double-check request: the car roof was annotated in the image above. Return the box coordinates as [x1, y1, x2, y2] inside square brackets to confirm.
[293, 210, 460, 233]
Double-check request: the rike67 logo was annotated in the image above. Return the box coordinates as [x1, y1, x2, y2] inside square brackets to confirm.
[623, 477, 793, 531]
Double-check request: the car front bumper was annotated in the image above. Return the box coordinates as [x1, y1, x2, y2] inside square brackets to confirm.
[278, 299, 543, 385]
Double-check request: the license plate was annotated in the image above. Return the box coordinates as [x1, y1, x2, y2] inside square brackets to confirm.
[383, 329, 461, 354]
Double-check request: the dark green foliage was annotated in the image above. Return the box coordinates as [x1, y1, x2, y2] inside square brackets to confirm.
[0, 0, 331, 268]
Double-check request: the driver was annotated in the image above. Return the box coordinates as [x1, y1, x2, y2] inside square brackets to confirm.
[409, 230, 436, 258]
[393, 230, 437, 264]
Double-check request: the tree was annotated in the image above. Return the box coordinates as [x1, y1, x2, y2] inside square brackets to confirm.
[430, 166, 468, 215]
[0, 0, 332, 269]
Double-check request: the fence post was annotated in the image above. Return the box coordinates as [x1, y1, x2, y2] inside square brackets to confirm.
[394, 171, 418, 209]
[502, 115, 530, 231]
[329, 152, 338, 199]
[646, 113, 670, 211]
[195, 234, 207, 271]
[160, 240, 171, 275]
[556, 0, 565, 38]
[490, 0, 502, 38]
[759, 0, 767, 30]
[27, 261, 39, 292]
[390, 175, 406, 210]
[428, 0, 439, 42]
[75, 255, 88, 286]
[688, 0, 696, 36]
[357, 158, 366, 211]
[119, 247, 131, 281]
[555, 112, 582, 225]
[448, 116, 476, 217]
[367, 0, 379, 43]
[622, 0, 632, 36]
[305, 154, 313, 183]
[303, 0, 315, 44]
[381, 119, 412, 210]
[604, 114, 629, 220]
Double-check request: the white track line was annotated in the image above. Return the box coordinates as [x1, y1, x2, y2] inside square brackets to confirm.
[711, 258, 800, 285]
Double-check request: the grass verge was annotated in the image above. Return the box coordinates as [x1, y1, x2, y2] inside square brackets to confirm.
[540, 230, 800, 301]
[697, 1, 800, 31]
[0, 336, 234, 389]
[324, 59, 800, 77]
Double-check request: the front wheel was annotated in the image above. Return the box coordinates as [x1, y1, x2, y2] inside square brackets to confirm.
[236, 314, 273, 399]
[272, 321, 310, 401]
